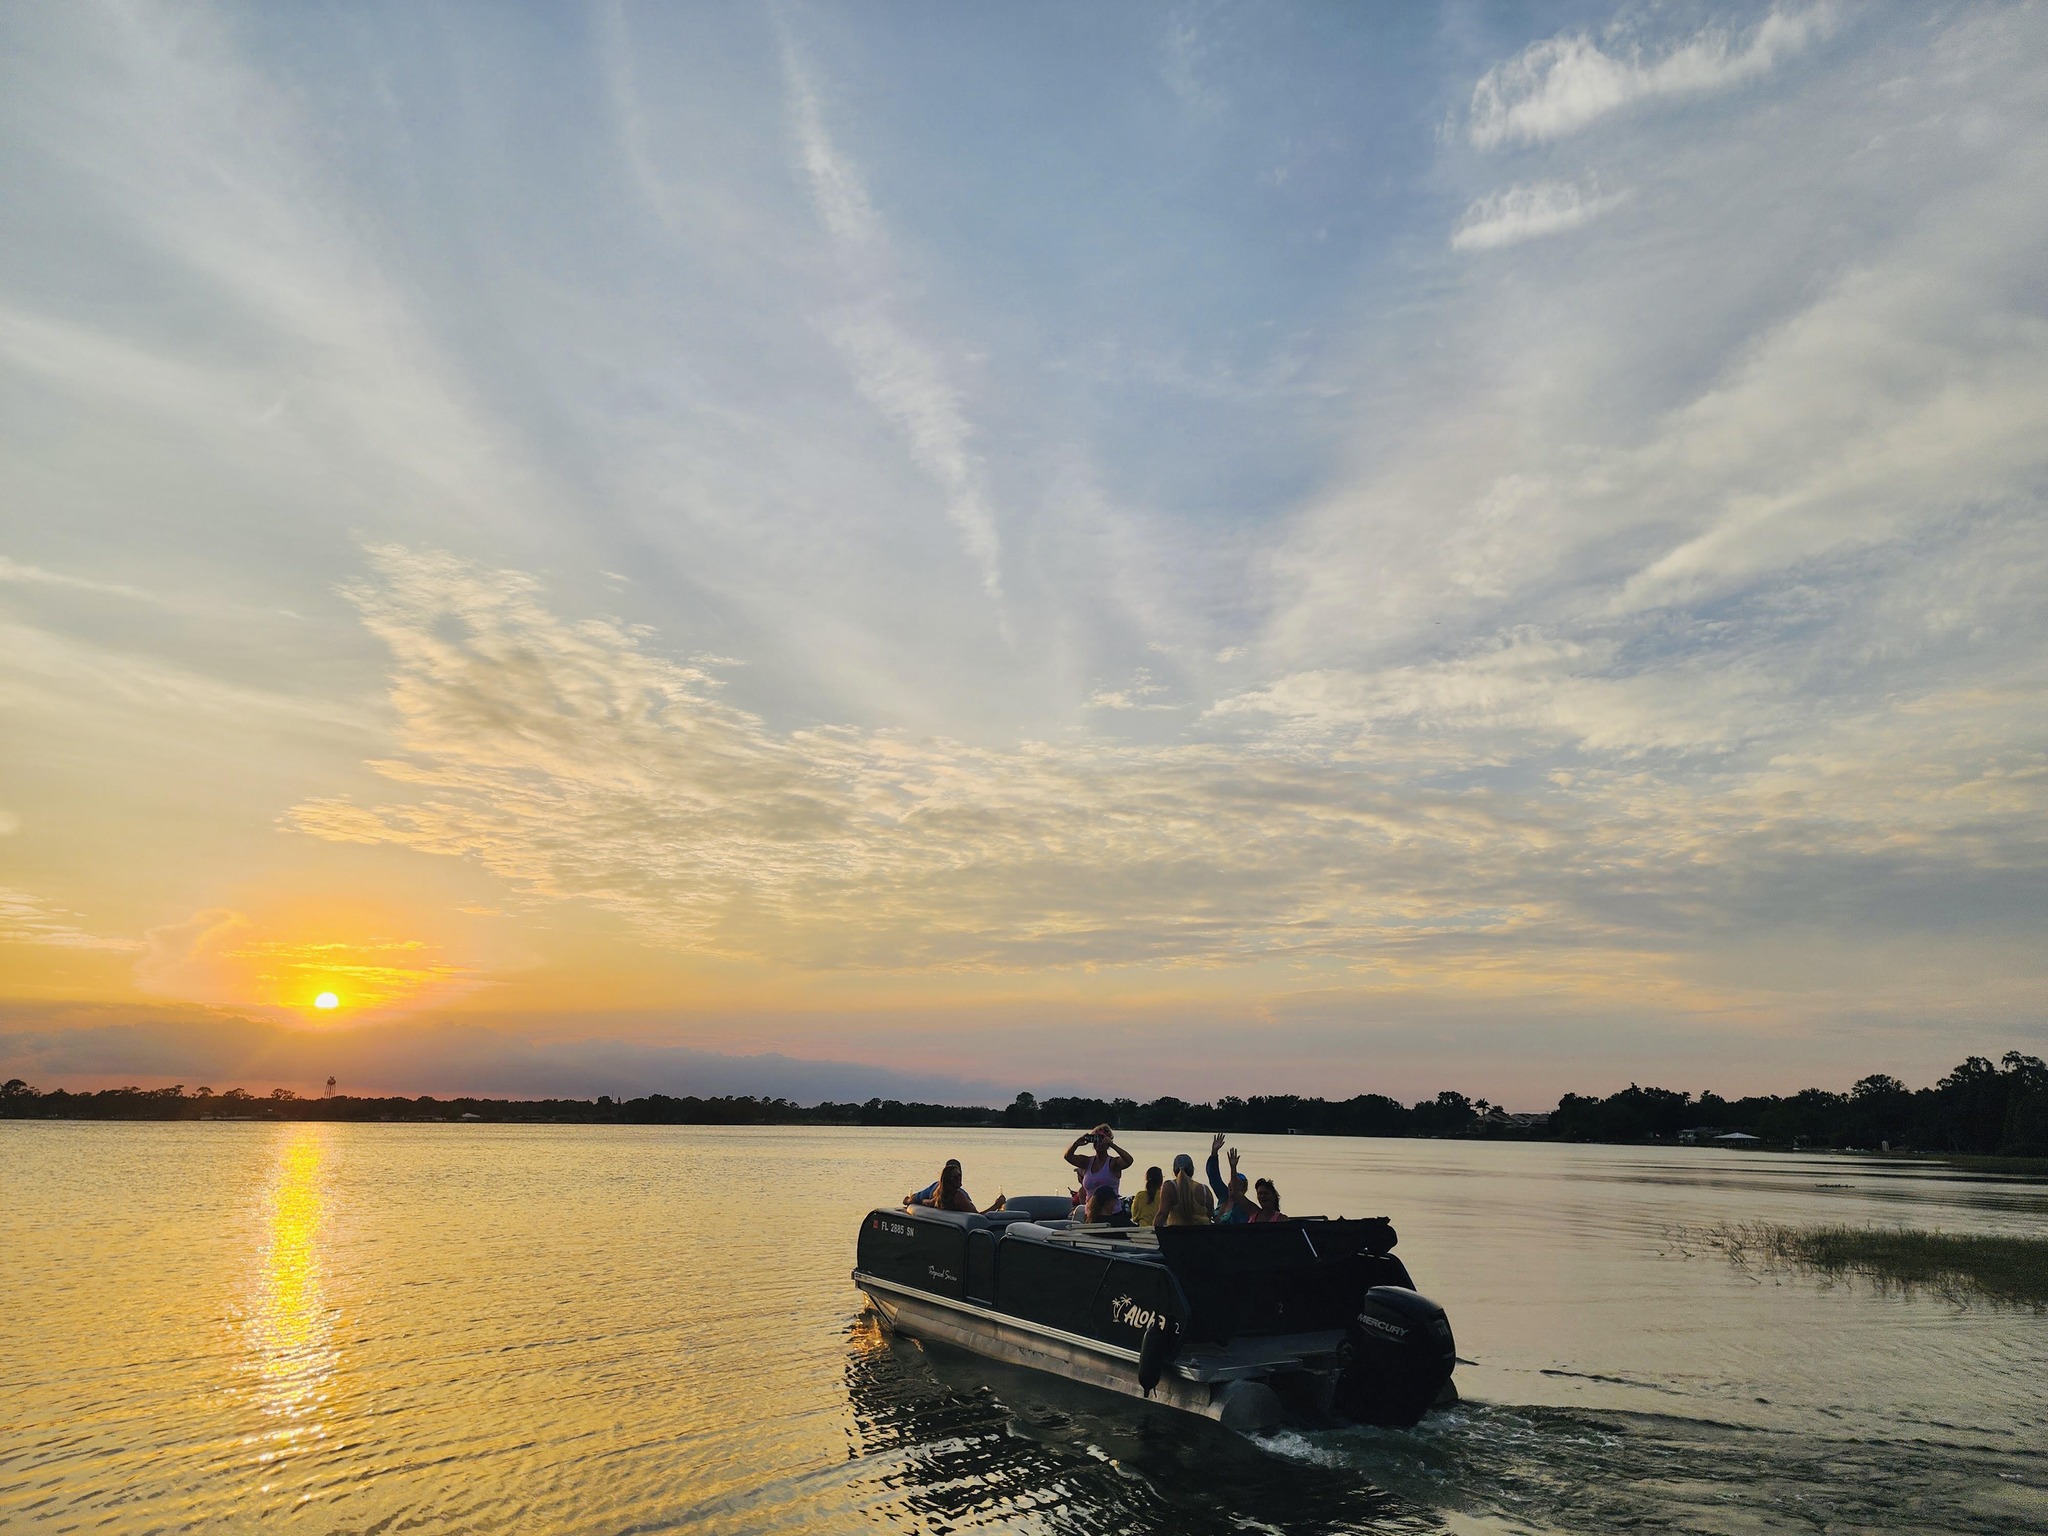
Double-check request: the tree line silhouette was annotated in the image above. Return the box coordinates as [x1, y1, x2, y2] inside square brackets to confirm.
[2, 1050, 2042, 1155]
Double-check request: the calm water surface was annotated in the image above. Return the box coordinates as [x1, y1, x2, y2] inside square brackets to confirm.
[2, 1124, 2043, 1534]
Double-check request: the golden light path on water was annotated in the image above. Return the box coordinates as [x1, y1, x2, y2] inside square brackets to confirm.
[245, 1130, 337, 1495]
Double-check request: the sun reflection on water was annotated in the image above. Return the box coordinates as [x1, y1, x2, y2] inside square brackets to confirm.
[246, 1130, 337, 1475]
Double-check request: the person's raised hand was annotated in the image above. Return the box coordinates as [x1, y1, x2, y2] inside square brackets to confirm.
[1227, 1146, 1240, 1169]
[1210, 1131, 1226, 1153]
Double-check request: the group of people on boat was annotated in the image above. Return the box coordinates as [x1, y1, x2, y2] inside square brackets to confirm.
[904, 1124, 1286, 1227]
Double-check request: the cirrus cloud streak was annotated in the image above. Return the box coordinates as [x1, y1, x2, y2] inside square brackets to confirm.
[1450, 180, 1628, 251]
[1469, 4, 1835, 149]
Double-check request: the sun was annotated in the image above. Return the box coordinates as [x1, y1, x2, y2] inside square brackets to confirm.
[313, 992, 340, 1011]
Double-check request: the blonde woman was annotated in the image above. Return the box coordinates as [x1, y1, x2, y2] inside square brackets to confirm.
[1153, 1152, 1215, 1227]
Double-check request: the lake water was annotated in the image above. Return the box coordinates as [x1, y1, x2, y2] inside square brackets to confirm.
[2, 1123, 2043, 1534]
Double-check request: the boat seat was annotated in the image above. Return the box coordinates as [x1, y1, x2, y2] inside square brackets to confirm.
[999, 1195, 1077, 1221]
[897, 1206, 990, 1231]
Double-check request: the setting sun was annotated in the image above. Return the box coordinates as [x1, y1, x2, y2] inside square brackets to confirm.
[313, 992, 339, 1011]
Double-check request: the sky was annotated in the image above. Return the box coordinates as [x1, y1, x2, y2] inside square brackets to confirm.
[2, 1, 2045, 1108]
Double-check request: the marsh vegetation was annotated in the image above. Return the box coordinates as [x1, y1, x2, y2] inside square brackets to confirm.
[1674, 1221, 2048, 1308]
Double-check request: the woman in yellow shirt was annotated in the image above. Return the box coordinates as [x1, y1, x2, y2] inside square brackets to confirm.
[1127, 1165, 1164, 1227]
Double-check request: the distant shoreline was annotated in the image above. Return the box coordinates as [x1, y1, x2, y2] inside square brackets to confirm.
[5, 1063, 2045, 1170]
[4, 1106, 2044, 1179]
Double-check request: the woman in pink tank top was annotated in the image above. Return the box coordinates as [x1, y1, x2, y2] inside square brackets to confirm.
[1064, 1123, 1134, 1207]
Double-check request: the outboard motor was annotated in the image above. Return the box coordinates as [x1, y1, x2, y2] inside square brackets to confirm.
[1136, 1316, 1179, 1397]
[1332, 1285, 1456, 1428]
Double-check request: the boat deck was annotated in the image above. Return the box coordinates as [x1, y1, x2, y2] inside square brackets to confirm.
[1178, 1331, 1347, 1381]
[1028, 1224, 1162, 1255]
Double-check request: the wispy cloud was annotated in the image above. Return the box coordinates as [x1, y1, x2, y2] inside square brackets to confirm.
[0, 4, 557, 545]
[0, 554, 157, 604]
[291, 545, 1594, 973]
[1162, 15, 1226, 118]
[1469, 5, 1835, 150]
[780, 33, 1005, 607]
[291, 530, 2048, 1008]
[1450, 179, 1628, 251]
[0, 888, 141, 952]
[1084, 668, 1181, 711]
[0, 614, 375, 735]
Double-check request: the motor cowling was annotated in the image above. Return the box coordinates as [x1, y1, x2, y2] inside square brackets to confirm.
[1333, 1285, 1456, 1428]
[1136, 1316, 1179, 1397]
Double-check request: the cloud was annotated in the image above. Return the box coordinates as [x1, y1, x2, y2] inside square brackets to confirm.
[0, 553, 158, 604]
[1469, 5, 1834, 149]
[1083, 668, 1181, 711]
[1450, 180, 1628, 251]
[291, 545, 1601, 973]
[0, 4, 557, 547]
[1162, 17, 1226, 118]
[1276, 6, 2048, 682]
[780, 34, 1005, 605]
[0, 612, 375, 737]
[1604, 212, 2048, 616]
[1224, 9, 2048, 1026]
[0, 888, 141, 952]
[288, 527, 2048, 1015]
[134, 908, 253, 997]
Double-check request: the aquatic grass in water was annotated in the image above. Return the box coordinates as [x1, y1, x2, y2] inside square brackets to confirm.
[1672, 1221, 2048, 1307]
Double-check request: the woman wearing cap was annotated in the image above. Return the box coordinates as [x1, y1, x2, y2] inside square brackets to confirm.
[1153, 1152, 1215, 1227]
[1207, 1132, 1254, 1224]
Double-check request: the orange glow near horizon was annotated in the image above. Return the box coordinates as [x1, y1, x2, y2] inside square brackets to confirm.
[128, 900, 488, 1017]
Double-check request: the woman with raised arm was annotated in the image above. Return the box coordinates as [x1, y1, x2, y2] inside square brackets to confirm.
[1206, 1132, 1253, 1224]
[1063, 1123, 1134, 1210]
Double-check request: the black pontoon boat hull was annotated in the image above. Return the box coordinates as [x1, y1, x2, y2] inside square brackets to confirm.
[863, 1279, 1291, 1431]
[852, 1203, 1455, 1433]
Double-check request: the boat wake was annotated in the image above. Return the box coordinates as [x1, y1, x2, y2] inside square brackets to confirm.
[848, 1316, 2043, 1535]
[1266, 1400, 2046, 1535]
